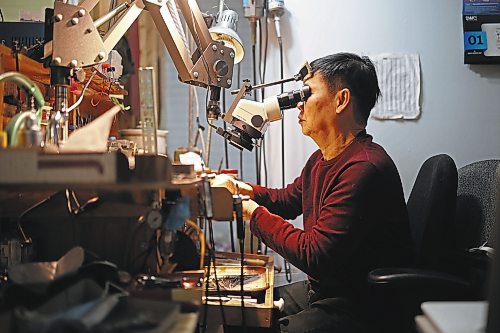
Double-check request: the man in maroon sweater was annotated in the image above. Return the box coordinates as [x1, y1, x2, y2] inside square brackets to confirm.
[214, 53, 413, 332]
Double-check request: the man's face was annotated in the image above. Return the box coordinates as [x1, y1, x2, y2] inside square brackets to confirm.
[297, 74, 337, 139]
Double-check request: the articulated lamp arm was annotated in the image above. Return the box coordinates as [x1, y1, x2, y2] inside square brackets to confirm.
[47, 0, 235, 89]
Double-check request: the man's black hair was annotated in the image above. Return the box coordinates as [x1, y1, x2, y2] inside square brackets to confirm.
[310, 53, 381, 124]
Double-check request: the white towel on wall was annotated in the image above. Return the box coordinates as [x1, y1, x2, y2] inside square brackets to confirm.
[369, 53, 421, 120]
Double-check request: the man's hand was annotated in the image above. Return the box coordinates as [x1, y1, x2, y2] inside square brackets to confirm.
[242, 199, 259, 221]
[211, 174, 254, 198]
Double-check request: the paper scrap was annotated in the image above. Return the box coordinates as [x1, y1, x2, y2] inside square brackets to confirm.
[60, 105, 120, 153]
[370, 53, 421, 120]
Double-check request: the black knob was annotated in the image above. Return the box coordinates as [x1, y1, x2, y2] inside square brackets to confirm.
[251, 115, 264, 127]
[214, 60, 229, 77]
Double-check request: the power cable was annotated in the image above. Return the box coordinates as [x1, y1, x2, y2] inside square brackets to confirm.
[222, 89, 229, 169]
[222, 89, 236, 252]
[258, 7, 270, 254]
[252, 43, 260, 185]
[239, 238, 247, 332]
[208, 218, 227, 330]
[237, 63, 244, 180]
[278, 35, 292, 282]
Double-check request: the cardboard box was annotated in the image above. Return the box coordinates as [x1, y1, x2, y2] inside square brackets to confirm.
[463, 0, 500, 64]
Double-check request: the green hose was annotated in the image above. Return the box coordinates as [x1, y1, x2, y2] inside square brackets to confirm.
[0, 72, 45, 147]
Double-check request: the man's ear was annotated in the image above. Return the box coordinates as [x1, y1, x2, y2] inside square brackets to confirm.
[335, 88, 351, 114]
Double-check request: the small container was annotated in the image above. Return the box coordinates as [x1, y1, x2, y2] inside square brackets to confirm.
[118, 128, 168, 155]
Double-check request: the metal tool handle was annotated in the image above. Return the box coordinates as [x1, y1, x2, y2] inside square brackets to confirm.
[233, 194, 245, 241]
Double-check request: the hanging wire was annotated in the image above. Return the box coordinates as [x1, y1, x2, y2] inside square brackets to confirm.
[260, 12, 269, 185]
[237, 63, 244, 180]
[239, 237, 247, 331]
[221, 89, 236, 252]
[66, 70, 97, 113]
[205, 118, 213, 167]
[222, 90, 229, 169]
[208, 219, 228, 330]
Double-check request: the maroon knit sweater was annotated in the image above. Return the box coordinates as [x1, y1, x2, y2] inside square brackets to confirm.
[250, 131, 413, 298]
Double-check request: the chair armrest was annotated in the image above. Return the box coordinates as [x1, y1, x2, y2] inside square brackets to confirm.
[366, 268, 476, 331]
[368, 268, 471, 290]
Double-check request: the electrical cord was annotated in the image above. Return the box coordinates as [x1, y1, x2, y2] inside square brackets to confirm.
[222, 89, 236, 253]
[252, 43, 260, 186]
[259, 7, 269, 102]
[229, 216, 236, 252]
[279, 37, 285, 185]
[14, 44, 21, 113]
[66, 70, 97, 113]
[236, 63, 244, 180]
[250, 30, 262, 254]
[192, 85, 200, 145]
[185, 219, 205, 269]
[222, 89, 229, 169]
[65, 189, 99, 215]
[200, 216, 210, 333]
[201, 237, 211, 333]
[206, 118, 213, 167]
[207, 218, 227, 330]
[155, 229, 164, 273]
[260, 8, 270, 255]
[234, 193, 247, 332]
[277, 35, 293, 283]
[255, 19, 264, 255]
[239, 238, 247, 332]
[15, 192, 61, 247]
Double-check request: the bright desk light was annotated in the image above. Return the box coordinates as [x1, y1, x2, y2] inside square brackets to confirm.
[209, 10, 244, 64]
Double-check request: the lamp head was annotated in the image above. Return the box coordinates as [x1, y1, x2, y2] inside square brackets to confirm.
[209, 10, 244, 64]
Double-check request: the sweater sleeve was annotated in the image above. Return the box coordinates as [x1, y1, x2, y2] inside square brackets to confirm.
[250, 174, 303, 220]
[250, 162, 379, 280]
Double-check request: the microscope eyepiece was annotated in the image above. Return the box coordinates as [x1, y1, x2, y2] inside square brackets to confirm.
[276, 85, 311, 110]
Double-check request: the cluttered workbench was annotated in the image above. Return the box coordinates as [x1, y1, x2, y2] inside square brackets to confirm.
[0, 43, 126, 136]
[0, 0, 301, 331]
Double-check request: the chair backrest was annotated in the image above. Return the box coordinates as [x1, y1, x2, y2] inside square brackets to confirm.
[407, 154, 458, 269]
[487, 163, 500, 333]
[455, 160, 500, 250]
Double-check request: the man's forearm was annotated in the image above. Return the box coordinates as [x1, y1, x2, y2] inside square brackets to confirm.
[250, 184, 302, 220]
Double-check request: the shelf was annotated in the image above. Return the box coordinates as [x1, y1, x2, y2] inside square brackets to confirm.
[0, 44, 127, 96]
[0, 150, 197, 191]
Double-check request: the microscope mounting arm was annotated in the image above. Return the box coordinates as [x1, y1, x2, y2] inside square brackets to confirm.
[45, 0, 235, 89]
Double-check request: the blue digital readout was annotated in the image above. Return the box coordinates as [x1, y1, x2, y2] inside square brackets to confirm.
[464, 31, 488, 50]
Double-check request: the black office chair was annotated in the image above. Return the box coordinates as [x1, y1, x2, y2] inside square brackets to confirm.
[407, 154, 459, 270]
[453, 159, 500, 296]
[486, 163, 500, 333]
[454, 160, 500, 247]
[367, 154, 471, 333]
